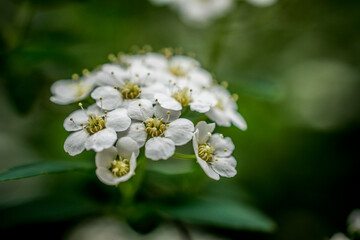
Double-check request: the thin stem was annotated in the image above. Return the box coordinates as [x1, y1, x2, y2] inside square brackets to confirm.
[118, 150, 147, 206]
[173, 152, 196, 160]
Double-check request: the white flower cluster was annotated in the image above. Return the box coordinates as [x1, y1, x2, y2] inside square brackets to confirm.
[51, 49, 247, 185]
[149, 0, 277, 27]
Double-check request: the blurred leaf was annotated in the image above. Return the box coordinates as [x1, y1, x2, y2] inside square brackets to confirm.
[232, 78, 284, 102]
[0, 160, 95, 182]
[163, 197, 276, 232]
[0, 196, 98, 228]
[127, 204, 162, 234]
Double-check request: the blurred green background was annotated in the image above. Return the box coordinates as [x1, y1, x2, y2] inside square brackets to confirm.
[1, 0, 360, 239]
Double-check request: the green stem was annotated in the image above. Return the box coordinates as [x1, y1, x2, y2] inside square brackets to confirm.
[173, 152, 196, 160]
[118, 150, 147, 206]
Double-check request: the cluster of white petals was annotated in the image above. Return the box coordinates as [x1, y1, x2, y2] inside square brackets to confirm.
[149, 0, 277, 27]
[51, 49, 247, 185]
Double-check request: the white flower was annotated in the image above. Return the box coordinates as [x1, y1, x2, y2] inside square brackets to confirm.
[123, 99, 194, 160]
[246, 0, 277, 7]
[176, 0, 234, 26]
[165, 56, 213, 87]
[50, 73, 96, 105]
[150, 0, 234, 27]
[91, 64, 164, 110]
[63, 104, 131, 156]
[121, 52, 168, 70]
[206, 86, 247, 130]
[348, 209, 360, 233]
[329, 233, 350, 240]
[193, 121, 237, 180]
[95, 137, 139, 186]
[154, 83, 216, 113]
[151, 55, 214, 88]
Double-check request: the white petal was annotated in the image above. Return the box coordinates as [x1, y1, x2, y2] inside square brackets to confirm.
[97, 64, 128, 86]
[193, 129, 200, 152]
[63, 109, 88, 132]
[209, 134, 235, 157]
[195, 121, 215, 144]
[106, 108, 131, 132]
[169, 56, 200, 72]
[206, 108, 231, 127]
[95, 168, 119, 185]
[154, 104, 181, 122]
[154, 93, 182, 111]
[95, 146, 118, 168]
[120, 122, 147, 147]
[165, 118, 194, 145]
[140, 83, 167, 101]
[190, 101, 211, 113]
[128, 152, 137, 175]
[145, 137, 175, 161]
[91, 86, 122, 110]
[128, 99, 154, 121]
[197, 158, 220, 180]
[50, 80, 78, 104]
[116, 137, 140, 159]
[64, 129, 89, 156]
[229, 110, 247, 130]
[85, 129, 117, 152]
[211, 156, 237, 178]
[95, 152, 137, 186]
[187, 68, 213, 88]
[86, 104, 103, 116]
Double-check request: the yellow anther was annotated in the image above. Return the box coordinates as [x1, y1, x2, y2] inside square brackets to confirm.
[232, 93, 239, 101]
[155, 99, 158, 102]
[82, 69, 90, 76]
[104, 111, 108, 114]
[99, 97, 103, 100]
[108, 53, 117, 62]
[224, 149, 228, 152]
[143, 45, 152, 52]
[135, 74, 139, 77]
[187, 52, 196, 58]
[220, 134, 224, 138]
[221, 81, 229, 88]
[72, 73, 79, 80]
[138, 103, 142, 106]
[167, 111, 170, 115]
[70, 118, 73, 121]
[207, 132, 212, 137]
[78, 102, 83, 107]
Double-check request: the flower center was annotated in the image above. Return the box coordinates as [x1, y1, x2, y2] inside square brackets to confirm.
[198, 143, 215, 162]
[110, 157, 130, 177]
[215, 98, 225, 110]
[86, 115, 106, 134]
[168, 65, 187, 77]
[145, 117, 167, 137]
[173, 88, 193, 107]
[121, 82, 141, 99]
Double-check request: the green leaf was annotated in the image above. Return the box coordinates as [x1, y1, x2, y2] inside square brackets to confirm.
[163, 197, 276, 232]
[0, 196, 99, 228]
[0, 161, 95, 182]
